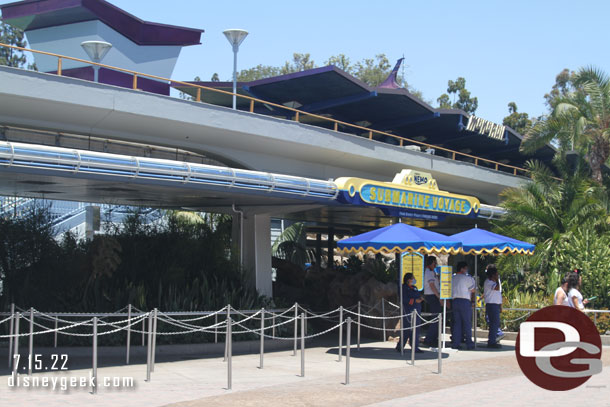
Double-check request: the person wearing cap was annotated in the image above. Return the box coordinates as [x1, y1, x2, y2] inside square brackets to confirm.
[451, 261, 476, 350]
[483, 264, 502, 349]
[423, 256, 441, 346]
[395, 272, 424, 353]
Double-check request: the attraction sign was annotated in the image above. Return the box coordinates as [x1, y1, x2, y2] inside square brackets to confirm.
[466, 115, 508, 144]
[335, 169, 481, 221]
[439, 266, 453, 300]
[401, 252, 424, 291]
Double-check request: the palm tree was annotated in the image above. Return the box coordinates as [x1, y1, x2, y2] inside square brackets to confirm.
[521, 66, 610, 184]
[493, 157, 608, 274]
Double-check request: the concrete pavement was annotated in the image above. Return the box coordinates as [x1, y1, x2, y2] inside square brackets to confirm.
[1, 337, 608, 407]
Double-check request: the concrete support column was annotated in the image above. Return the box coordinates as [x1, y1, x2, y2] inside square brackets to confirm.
[85, 205, 100, 240]
[242, 213, 273, 297]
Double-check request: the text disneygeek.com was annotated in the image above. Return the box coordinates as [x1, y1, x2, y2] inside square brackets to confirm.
[8, 373, 135, 391]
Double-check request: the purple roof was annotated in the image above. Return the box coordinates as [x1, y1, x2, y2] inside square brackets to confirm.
[0, 0, 204, 46]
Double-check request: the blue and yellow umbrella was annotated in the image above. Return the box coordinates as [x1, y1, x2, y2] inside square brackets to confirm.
[337, 223, 462, 255]
[450, 228, 535, 256]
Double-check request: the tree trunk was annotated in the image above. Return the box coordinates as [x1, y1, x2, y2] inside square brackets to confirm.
[588, 135, 610, 184]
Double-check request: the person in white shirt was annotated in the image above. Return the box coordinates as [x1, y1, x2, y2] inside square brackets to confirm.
[451, 261, 476, 350]
[553, 273, 570, 306]
[566, 271, 589, 312]
[483, 265, 502, 348]
[423, 256, 441, 346]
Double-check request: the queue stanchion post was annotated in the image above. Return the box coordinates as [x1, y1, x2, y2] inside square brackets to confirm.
[272, 312, 276, 337]
[12, 312, 20, 378]
[53, 316, 58, 348]
[92, 316, 98, 394]
[259, 307, 265, 369]
[410, 311, 416, 366]
[141, 315, 145, 347]
[126, 304, 132, 364]
[300, 312, 305, 377]
[227, 316, 232, 390]
[357, 301, 361, 350]
[381, 298, 386, 342]
[437, 312, 442, 374]
[224, 305, 231, 361]
[151, 308, 158, 372]
[345, 317, 351, 385]
[146, 312, 152, 382]
[338, 306, 343, 362]
[293, 302, 298, 356]
[214, 312, 218, 344]
[8, 303, 14, 368]
[28, 307, 33, 376]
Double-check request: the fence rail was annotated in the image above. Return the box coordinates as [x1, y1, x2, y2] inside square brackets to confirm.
[0, 42, 531, 178]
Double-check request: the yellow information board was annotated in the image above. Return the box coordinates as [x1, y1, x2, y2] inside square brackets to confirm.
[401, 252, 424, 291]
[439, 266, 453, 299]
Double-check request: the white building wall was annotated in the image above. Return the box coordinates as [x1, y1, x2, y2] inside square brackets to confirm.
[25, 20, 182, 78]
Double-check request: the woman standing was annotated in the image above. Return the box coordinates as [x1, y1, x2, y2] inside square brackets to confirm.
[566, 271, 589, 312]
[553, 272, 571, 306]
[483, 265, 502, 348]
[395, 273, 424, 353]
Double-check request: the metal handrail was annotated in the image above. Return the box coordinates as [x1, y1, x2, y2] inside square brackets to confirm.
[0, 42, 530, 177]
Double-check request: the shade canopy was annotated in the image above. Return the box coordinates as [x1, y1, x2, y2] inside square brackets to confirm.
[450, 228, 535, 255]
[337, 223, 462, 255]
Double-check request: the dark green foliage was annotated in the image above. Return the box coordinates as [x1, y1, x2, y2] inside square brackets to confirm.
[493, 156, 610, 308]
[503, 102, 532, 135]
[437, 77, 478, 114]
[522, 66, 610, 184]
[0, 22, 27, 68]
[0, 206, 268, 316]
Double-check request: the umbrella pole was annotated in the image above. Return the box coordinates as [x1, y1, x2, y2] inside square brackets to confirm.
[442, 300, 447, 350]
[398, 253, 404, 356]
[474, 254, 478, 348]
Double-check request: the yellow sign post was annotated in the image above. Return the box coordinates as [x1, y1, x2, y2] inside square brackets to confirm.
[439, 265, 452, 350]
[401, 252, 424, 291]
[439, 266, 453, 299]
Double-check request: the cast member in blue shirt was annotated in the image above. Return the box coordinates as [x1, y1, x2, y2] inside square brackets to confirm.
[395, 273, 424, 353]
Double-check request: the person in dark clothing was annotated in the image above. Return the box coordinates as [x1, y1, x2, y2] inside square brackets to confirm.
[395, 273, 424, 353]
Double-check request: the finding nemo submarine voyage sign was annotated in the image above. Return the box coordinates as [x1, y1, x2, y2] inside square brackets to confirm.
[335, 169, 480, 221]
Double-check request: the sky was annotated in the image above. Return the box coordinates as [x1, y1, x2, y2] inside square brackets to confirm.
[2, 0, 610, 124]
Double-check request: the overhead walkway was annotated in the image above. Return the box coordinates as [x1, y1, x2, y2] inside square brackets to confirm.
[0, 65, 524, 206]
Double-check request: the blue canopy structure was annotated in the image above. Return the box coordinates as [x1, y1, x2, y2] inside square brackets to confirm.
[337, 223, 462, 254]
[450, 228, 535, 255]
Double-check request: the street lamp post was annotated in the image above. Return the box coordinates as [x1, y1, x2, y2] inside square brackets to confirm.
[80, 40, 112, 83]
[223, 29, 248, 110]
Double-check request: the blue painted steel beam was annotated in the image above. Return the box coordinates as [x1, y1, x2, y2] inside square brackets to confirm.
[298, 91, 378, 113]
[371, 112, 440, 131]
